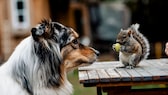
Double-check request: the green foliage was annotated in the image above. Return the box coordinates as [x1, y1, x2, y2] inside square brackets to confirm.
[68, 70, 107, 95]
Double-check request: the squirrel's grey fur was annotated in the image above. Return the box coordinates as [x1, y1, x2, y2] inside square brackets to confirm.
[116, 23, 150, 69]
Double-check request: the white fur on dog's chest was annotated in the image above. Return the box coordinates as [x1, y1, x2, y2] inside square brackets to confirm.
[33, 80, 73, 95]
[0, 77, 73, 95]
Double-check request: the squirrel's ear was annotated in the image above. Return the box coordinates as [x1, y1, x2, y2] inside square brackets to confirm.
[120, 28, 123, 31]
[128, 29, 134, 37]
[128, 29, 132, 37]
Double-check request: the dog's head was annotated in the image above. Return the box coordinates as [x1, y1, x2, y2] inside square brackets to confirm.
[30, 19, 99, 87]
[61, 39, 99, 71]
[31, 19, 78, 49]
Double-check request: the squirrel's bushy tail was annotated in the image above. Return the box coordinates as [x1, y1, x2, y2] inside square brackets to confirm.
[130, 23, 150, 60]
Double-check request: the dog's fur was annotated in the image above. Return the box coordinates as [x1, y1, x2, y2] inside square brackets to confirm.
[0, 19, 99, 95]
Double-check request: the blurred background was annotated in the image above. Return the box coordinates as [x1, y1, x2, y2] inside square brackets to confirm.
[0, 0, 168, 94]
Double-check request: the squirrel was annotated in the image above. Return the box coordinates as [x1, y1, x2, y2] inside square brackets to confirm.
[113, 23, 150, 69]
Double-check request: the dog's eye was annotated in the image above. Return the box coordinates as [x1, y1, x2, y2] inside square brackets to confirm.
[71, 39, 79, 49]
[72, 39, 78, 44]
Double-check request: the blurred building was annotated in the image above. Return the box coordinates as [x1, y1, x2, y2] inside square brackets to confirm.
[1, 0, 168, 63]
[0, 0, 51, 62]
[0, 0, 92, 63]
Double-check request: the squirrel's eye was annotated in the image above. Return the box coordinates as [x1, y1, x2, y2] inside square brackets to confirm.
[122, 35, 127, 38]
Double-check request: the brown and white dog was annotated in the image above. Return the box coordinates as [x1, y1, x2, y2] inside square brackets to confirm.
[0, 19, 99, 95]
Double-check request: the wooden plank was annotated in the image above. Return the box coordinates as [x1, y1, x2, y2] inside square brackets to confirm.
[78, 61, 121, 70]
[78, 58, 168, 86]
[96, 69, 111, 82]
[146, 59, 164, 68]
[105, 68, 121, 82]
[144, 60, 168, 80]
[142, 67, 168, 80]
[155, 61, 168, 73]
[103, 87, 168, 95]
[114, 68, 131, 81]
[147, 58, 168, 63]
[144, 59, 168, 68]
[87, 70, 99, 83]
[134, 68, 153, 81]
[147, 59, 168, 73]
[78, 70, 89, 83]
[124, 69, 142, 81]
[159, 58, 168, 64]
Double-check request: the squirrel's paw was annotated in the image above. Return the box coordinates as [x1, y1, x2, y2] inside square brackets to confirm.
[112, 43, 121, 52]
[126, 66, 135, 69]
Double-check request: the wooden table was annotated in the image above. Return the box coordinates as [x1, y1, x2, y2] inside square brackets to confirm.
[78, 58, 168, 95]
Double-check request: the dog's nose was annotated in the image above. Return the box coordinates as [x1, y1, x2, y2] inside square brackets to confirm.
[94, 49, 100, 56]
[90, 47, 100, 56]
[96, 50, 100, 56]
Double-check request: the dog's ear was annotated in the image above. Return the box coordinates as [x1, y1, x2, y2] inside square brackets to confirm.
[31, 28, 43, 41]
[46, 50, 62, 87]
[33, 41, 63, 87]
